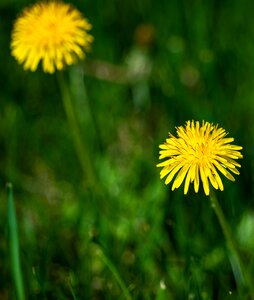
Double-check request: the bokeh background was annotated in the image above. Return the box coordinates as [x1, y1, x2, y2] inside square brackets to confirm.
[1, 0, 254, 299]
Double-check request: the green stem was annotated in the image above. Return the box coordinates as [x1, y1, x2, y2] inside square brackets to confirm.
[7, 183, 25, 300]
[98, 246, 132, 300]
[68, 276, 78, 300]
[57, 72, 96, 188]
[209, 190, 254, 299]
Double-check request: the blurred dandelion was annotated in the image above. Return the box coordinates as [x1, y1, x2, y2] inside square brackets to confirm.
[10, 1, 97, 189]
[11, 1, 93, 73]
[157, 120, 243, 195]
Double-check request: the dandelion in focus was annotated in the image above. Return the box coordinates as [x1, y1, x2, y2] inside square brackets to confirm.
[11, 1, 93, 73]
[157, 120, 243, 196]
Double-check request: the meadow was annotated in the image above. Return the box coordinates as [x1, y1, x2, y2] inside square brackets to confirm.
[1, 0, 254, 299]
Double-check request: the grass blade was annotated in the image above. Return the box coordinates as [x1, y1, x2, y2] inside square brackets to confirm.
[7, 183, 25, 300]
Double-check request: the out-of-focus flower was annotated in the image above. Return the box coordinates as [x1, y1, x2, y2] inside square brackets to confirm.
[157, 120, 243, 195]
[11, 1, 93, 73]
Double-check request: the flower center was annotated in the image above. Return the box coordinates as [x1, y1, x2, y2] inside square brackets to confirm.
[187, 141, 212, 165]
[200, 143, 208, 155]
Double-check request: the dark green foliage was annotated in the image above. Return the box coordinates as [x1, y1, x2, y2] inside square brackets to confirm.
[1, 0, 254, 299]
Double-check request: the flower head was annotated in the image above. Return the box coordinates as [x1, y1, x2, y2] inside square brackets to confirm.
[157, 121, 243, 196]
[11, 1, 93, 73]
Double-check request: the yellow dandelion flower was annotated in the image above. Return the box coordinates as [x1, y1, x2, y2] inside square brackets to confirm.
[11, 1, 93, 73]
[157, 120, 243, 196]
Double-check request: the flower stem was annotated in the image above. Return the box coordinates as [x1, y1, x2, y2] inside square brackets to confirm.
[7, 183, 25, 300]
[57, 72, 96, 188]
[209, 190, 254, 299]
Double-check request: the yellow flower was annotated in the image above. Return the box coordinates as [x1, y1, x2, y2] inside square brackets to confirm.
[11, 1, 93, 73]
[157, 121, 243, 196]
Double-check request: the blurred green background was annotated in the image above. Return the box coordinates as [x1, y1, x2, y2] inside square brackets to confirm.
[1, 0, 254, 299]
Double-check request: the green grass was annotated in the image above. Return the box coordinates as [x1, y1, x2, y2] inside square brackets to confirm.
[1, 0, 254, 299]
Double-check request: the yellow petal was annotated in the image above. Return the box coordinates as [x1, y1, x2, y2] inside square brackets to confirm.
[172, 164, 190, 190]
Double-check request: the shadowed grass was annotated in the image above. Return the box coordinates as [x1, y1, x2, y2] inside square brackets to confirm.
[93, 242, 132, 300]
